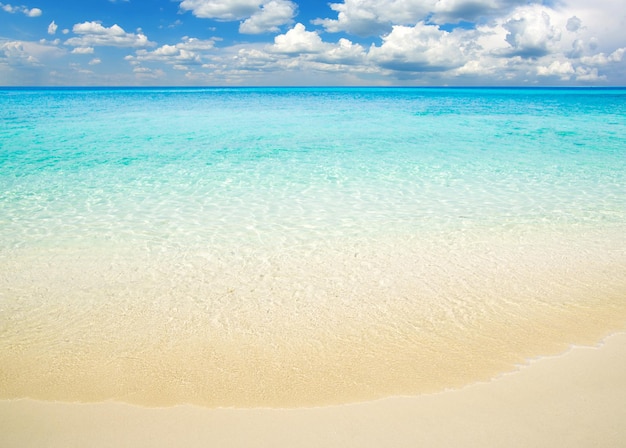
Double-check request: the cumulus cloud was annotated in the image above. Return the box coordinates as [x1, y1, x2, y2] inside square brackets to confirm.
[71, 47, 94, 54]
[208, 28, 368, 79]
[368, 23, 470, 72]
[132, 45, 201, 65]
[537, 60, 575, 79]
[3, 0, 624, 86]
[502, 6, 560, 58]
[168, 2, 626, 86]
[313, 0, 532, 36]
[38, 37, 60, 45]
[207, 38, 369, 84]
[1, 40, 40, 65]
[132, 66, 165, 79]
[177, 36, 218, 51]
[231, 47, 279, 68]
[1, 39, 64, 67]
[580, 47, 625, 65]
[180, 0, 295, 33]
[575, 66, 605, 81]
[317, 38, 366, 64]
[239, 0, 296, 34]
[269, 23, 327, 54]
[127, 36, 217, 71]
[0, 2, 42, 16]
[179, 0, 260, 20]
[312, 0, 412, 37]
[65, 21, 154, 48]
[424, 0, 509, 25]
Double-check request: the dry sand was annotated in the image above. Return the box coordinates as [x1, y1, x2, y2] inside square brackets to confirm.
[1, 331, 625, 448]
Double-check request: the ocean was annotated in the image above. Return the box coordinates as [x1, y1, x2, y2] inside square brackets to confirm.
[1, 87, 625, 407]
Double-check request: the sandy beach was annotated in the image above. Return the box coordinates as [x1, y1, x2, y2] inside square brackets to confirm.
[1, 331, 624, 448]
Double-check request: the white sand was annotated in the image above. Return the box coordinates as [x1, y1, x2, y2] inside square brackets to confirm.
[1, 331, 625, 448]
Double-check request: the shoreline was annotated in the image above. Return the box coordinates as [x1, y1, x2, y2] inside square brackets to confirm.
[3, 229, 625, 407]
[2, 331, 625, 447]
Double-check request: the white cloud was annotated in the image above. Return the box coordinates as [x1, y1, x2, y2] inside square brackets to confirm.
[239, 0, 296, 34]
[1, 40, 40, 65]
[368, 23, 469, 72]
[228, 46, 282, 71]
[156, 47, 200, 63]
[180, 0, 295, 33]
[71, 47, 94, 54]
[558, 0, 625, 52]
[2, 0, 624, 86]
[88, 58, 101, 65]
[65, 22, 154, 48]
[317, 38, 366, 64]
[188, 39, 373, 85]
[132, 66, 165, 79]
[25, 5, 38, 16]
[453, 58, 501, 77]
[312, 0, 409, 37]
[431, 0, 523, 24]
[177, 36, 218, 51]
[313, 0, 532, 36]
[128, 37, 217, 68]
[501, 6, 560, 58]
[179, 0, 260, 20]
[537, 60, 575, 79]
[39, 37, 60, 45]
[152, 45, 178, 57]
[580, 47, 625, 65]
[164, 19, 183, 29]
[269, 23, 327, 54]
[166, 2, 625, 86]
[1, 39, 64, 67]
[0, 2, 42, 16]
[575, 66, 605, 81]
[198, 32, 369, 83]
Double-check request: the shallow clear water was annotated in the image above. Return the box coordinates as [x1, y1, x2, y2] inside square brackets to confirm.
[1, 87, 625, 407]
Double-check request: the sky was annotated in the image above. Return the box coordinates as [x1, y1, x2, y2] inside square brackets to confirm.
[0, 0, 624, 86]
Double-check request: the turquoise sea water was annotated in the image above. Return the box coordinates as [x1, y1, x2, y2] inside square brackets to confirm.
[1, 87, 625, 406]
[2, 87, 624, 250]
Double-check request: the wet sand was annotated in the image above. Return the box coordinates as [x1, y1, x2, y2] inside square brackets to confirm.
[3, 230, 625, 408]
[2, 331, 624, 448]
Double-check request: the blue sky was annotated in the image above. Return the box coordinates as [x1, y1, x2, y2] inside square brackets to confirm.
[1, 0, 624, 85]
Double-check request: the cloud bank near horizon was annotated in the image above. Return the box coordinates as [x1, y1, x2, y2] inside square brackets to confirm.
[1, 0, 624, 85]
